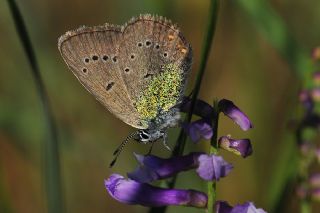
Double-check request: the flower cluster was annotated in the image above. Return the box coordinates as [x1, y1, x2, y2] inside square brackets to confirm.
[105, 98, 266, 212]
[295, 47, 320, 203]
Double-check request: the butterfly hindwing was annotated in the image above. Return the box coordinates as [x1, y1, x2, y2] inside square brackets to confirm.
[118, 14, 192, 121]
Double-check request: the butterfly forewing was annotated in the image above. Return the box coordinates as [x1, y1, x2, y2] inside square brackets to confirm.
[58, 25, 146, 129]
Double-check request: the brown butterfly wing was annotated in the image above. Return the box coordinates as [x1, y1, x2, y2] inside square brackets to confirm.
[118, 14, 192, 103]
[58, 24, 146, 129]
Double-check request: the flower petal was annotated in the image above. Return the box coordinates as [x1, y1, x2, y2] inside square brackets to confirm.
[216, 201, 233, 213]
[311, 188, 320, 202]
[310, 173, 320, 188]
[183, 119, 213, 143]
[216, 201, 267, 213]
[180, 97, 213, 118]
[218, 99, 253, 131]
[128, 153, 201, 183]
[218, 136, 253, 158]
[311, 88, 320, 102]
[312, 47, 320, 61]
[105, 174, 207, 208]
[196, 154, 233, 181]
[313, 72, 320, 85]
[231, 202, 267, 213]
[299, 90, 314, 112]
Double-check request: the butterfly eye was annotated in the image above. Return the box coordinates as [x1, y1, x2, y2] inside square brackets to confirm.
[140, 132, 149, 140]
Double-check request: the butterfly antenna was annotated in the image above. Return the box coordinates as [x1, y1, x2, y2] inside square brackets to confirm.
[109, 131, 138, 168]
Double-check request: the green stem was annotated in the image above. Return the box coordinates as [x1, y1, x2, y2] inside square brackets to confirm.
[6, 1, 64, 213]
[148, 1, 220, 213]
[173, 0, 220, 157]
[207, 100, 220, 212]
[301, 200, 311, 213]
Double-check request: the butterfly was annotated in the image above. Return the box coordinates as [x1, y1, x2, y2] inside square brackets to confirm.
[58, 14, 192, 166]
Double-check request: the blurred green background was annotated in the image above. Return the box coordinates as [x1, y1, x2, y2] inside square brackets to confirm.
[1, 0, 320, 212]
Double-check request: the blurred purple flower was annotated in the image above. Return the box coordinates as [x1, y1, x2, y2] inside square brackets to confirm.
[218, 99, 253, 131]
[310, 173, 320, 187]
[296, 185, 308, 199]
[183, 119, 213, 142]
[216, 201, 267, 213]
[313, 72, 320, 85]
[311, 88, 320, 102]
[218, 136, 253, 158]
[299, 90, 314, 112]
[312, 47, 320, 61]
[105, 174, 207, 208]
[196, 154, 233, 181]
[312, 188, 320, 201]
[128, 153, 233, 183]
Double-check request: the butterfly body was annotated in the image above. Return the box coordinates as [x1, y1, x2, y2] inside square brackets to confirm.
[58, 14, 192, 160]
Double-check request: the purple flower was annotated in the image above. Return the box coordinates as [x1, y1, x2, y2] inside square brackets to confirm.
[216, 201, 267, 213]
[128, 152, 201, 183]
[128, 153, 233, 183]
[196, 154, 233, 181]
[312, 47, 320, 61]
[312, 188, 320, 201]
[296, 185, 307, 199]
[105, 174, 207, 208]
[310, 173, 320, 187]
[183, 119, 213, 142]
[218, 99, 253, 131]
[299, 90, 314, 112]
[218, 136, 253, 158]
[313, 72, 320, 85]
[311, 88, 320, 102]
[180, 96, 214, 118]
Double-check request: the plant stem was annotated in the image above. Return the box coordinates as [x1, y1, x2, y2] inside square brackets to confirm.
[148, 1, 220, 212]
[207, 100, 220, 212]
[6, 1, 64, 213]
[301, 199, 311, 213]
[173, 0, 220, 157]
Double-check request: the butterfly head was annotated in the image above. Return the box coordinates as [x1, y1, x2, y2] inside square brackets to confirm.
[134, 129, 166, 143]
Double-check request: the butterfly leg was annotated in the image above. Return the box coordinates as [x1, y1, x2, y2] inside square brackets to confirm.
[147, 141, 155, 155]
[162, 132, 171, 151]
